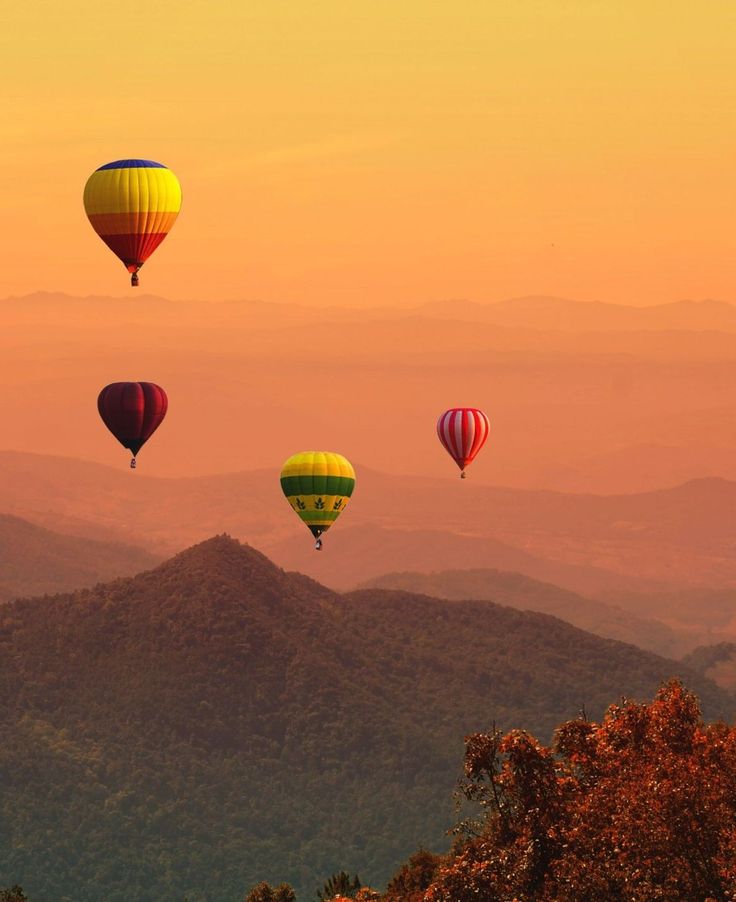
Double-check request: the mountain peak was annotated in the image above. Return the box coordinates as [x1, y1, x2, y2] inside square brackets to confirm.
[172, 532, 254, 558]
[154, 534, 288, 583]
[0, 539, 732, 900]
[106, 534, 338, 620]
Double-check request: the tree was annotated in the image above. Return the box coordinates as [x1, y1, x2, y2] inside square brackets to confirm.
[0, 889, 27, 902]
[316, 871, 361, 900]
[384, 849, 442, 901]
[245, 881, 296, 902]
[424, 681, 736, 901]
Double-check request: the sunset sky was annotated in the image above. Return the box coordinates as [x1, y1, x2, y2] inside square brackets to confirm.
[3, 1, 736, 306]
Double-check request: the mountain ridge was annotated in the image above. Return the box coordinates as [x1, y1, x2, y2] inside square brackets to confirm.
[0, 513, 160, 601]
[0, 536, 731, 900]
[1, 291, 734, 489]
[359, 567, 691, 657]
[1, 451, 734, 596]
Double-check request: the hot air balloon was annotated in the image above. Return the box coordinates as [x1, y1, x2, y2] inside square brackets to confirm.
[83, 159, 182, 287]
[437, 407, 490, 478]
[280, 452, 355, 550]
[98, 382, 168, 469]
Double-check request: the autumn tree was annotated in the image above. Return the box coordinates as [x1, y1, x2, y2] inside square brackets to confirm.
[551, 681, 736, 900]
[317, 871, 362, 900]
[424, 681, 736, 901]
[0, 889, 27, 902]
[384, 849, 442, 901]
[244, 880, 296, 902]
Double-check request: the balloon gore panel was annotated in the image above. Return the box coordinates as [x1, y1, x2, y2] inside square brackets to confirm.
[98, 382, 168, 456]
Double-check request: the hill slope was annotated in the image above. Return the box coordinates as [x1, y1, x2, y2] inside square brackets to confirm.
[0, 514, 160, 600]
[0, 537, 730, 900]
[2, 451, 736, 595]
[360, 568, 689, 657]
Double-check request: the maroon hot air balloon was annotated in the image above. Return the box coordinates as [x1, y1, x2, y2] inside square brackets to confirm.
[98, 382, 168, 469]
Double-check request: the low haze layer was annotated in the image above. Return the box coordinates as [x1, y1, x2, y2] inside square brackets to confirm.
[1, 450, 734, 654]
[2, 293, 735, 493]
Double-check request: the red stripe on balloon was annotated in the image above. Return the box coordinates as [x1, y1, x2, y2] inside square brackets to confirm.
[467, 410, 489, 463]
[99, 232, 172, 267]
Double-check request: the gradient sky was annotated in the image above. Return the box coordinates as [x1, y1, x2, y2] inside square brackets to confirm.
[3, 1, 736, 305]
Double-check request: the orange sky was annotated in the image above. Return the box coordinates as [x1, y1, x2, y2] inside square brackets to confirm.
[2, 1, 736, 306]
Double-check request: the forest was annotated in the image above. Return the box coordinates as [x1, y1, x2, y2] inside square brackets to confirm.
[0, 537, 732, 900]
[6, 681, 734, 900]
[243, 681, 736, 900]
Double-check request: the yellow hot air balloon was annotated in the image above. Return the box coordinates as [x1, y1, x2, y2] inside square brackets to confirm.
[83, 159, 182, 287]
[280, 452, 356, 550]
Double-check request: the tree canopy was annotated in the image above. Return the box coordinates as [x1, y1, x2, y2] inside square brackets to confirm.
[422, 680, 736, 901]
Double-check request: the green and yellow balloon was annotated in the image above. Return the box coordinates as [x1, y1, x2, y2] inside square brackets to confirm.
[280, 451, 355, 550]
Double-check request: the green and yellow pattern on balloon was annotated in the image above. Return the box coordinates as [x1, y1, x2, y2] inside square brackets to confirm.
[280, 452, 355, 545]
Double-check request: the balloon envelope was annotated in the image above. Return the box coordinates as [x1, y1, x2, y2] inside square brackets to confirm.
[98, 382, 168, 462]
[84, 159, 182, 285]
[280, 451, 355, 547]
[437, 407, 490, 476]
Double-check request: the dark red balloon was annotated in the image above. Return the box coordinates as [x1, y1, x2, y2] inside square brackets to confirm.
[98, 382, 168, 466]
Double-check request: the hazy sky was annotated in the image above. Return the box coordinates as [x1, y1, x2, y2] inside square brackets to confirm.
[3, 1, 736, 305]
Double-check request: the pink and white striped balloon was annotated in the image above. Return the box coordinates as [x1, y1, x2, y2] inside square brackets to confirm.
[437, 407, 490, 477]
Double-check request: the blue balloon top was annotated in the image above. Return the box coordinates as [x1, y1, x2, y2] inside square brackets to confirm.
[96, 159, 166, 171]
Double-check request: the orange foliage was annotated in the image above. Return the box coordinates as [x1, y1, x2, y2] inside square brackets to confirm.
[423, 681, 736, 901]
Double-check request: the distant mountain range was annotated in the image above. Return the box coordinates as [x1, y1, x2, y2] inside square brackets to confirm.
[6, 291, 736, 332]
[1, 449, 733, 658]
[417, 295, 736, 332]
[0, 496, 727, 660]
[683, 642, 736, 691]
[1, 292, 734, 491]
[265, 523, 673, 597]
[0, 536, 729, 900]
[0, 513, 159, 601]
[0, 451, 733, 597]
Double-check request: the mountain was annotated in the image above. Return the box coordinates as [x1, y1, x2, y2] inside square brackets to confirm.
[607, 585, 736, 650]
[1, 292, 735, 492]
[0, 537, 730, 900]
[418, 295, 736, 332]
[264, 524, 671, 596]
[2, 452, 735, 597]
[359, 568, 690, 658]
[0, 514, 160, 601]
[288, 472, 736, 591]
[533, 442, 736, 494]
[681, 643, 736, 691]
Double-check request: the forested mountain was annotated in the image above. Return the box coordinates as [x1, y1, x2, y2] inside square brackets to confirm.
[0, 514, 160, 601]
[361, 568, 688, 657]
[0, 537, 730, 900]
